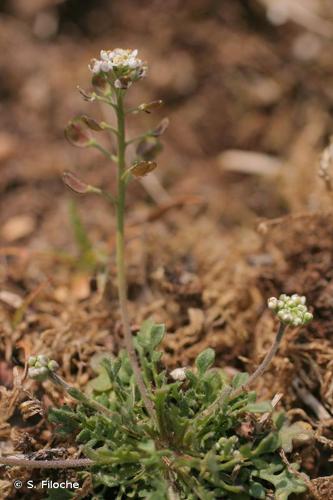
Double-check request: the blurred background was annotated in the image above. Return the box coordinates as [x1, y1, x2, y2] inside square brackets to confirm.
[1, 0, 333, 248]
[0, 0, 333, 244]
[1, 2, 333, 479]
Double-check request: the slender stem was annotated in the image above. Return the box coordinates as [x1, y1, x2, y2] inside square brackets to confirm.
[115, 91, 157, 424]
[0, 456, 93, 469]
[95, 94, 118, 109]
[126, 131, 152, 147]
[90, 141, 117, 163]
[101, 122, 119, 136]
[195, 323, 287, 423]
[231, 322, 287, 398]
[50, 373, 116, 419]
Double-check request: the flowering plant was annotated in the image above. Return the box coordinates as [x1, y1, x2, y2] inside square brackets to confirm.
[0, 50, 313, 500]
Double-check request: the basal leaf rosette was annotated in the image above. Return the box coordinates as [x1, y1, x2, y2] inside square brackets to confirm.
[268, 294, 313, 326]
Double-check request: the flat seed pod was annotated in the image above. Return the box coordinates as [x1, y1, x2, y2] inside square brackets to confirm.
[80, 115, 104, 131]
[136, 137, 162, 160]
[62, 171, 90, 194]
[129, 160, 157, 177]
[77, 85, 96, 102]
[138, 100, 163, 113]
[151, 117, 169, 137]
[64, 120, 91, 147]
[92, 74, 109, 94]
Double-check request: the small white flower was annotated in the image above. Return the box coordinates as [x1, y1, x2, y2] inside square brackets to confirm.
[100, 50, 109, 61]
[100, 61, 111, 72]
[89, 59, 102, 74]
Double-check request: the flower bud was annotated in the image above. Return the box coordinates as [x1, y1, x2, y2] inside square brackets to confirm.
[268, 293, 313, 326]
[267, 297, 278, 310]
[28, 366, 49, 382]
[36, 355, 49, 367]
[28, 354, 59, 381]
[304, 312, 313, 323]
[48, 360, 59, 372]
[28, 356, 37, 367]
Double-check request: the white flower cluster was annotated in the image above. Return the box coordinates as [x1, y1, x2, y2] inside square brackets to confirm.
[267, 294, 313, 326]
[28, 355, 59, 382]
[89, 48, 147, 88]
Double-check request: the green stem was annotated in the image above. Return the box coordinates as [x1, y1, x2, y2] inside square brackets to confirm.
[90, 141, 117, 162]
[194, 322, 287, 423]
[125, 131, 152, 147]
[115, 91, 157, 424]
[50, 372, 115, 419]
[231, 322, 286, 398]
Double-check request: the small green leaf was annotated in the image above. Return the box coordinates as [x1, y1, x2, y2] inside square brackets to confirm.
[150, 323, 165, 349]
[246, 401, 272, 413]
[248, 481, 266, 499]
[90, 352, 113, 373]
[195, 348, 215, 375]
[231, 372, 249, 389]
[253, 462, 308, 500]
[251, 432, 280, 456]
[273, 411, 286, 430]
[137, 319, 165, 350]
[88, 368, 112, 392]
[279, 422, 312, 453]
[48, 406, 80, 435]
